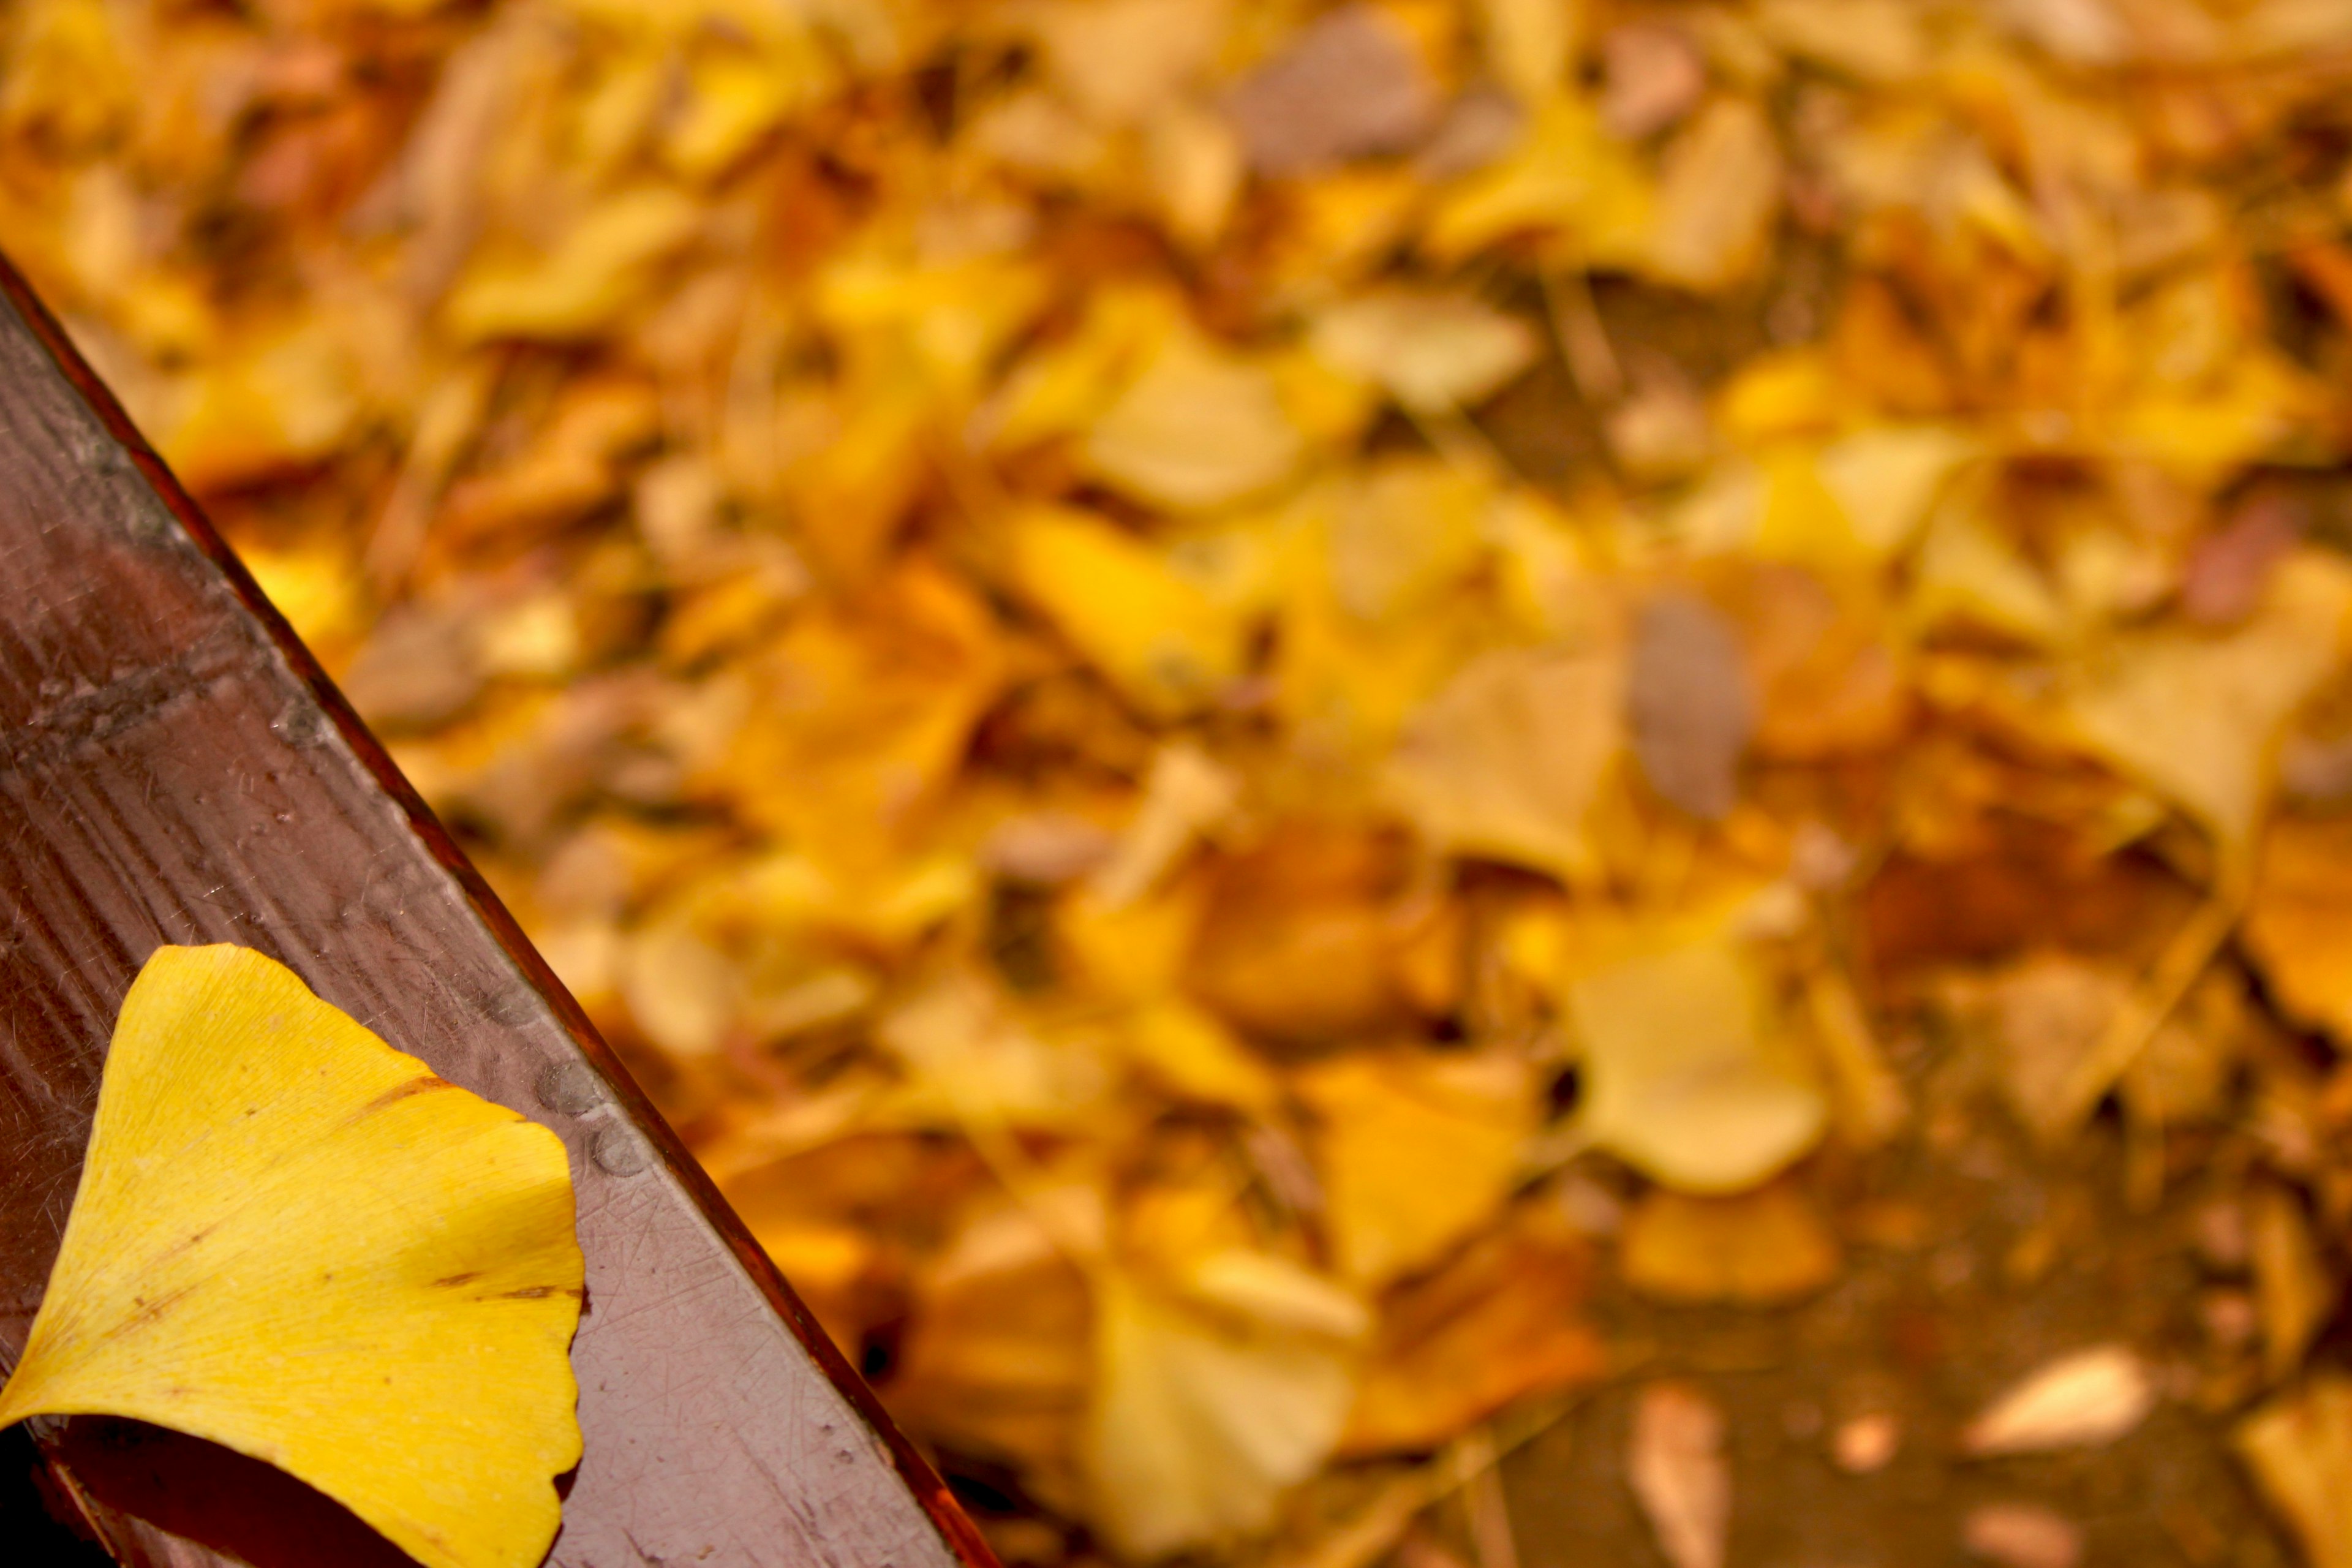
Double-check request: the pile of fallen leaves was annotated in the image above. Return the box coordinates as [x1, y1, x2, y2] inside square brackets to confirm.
[14, 0, 2352, 1562]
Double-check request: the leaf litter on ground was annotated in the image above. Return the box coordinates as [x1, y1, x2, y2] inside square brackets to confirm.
[14, 0, 2352, 1562]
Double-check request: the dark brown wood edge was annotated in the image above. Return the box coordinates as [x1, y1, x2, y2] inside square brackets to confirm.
[0, 251, 1001, 1568]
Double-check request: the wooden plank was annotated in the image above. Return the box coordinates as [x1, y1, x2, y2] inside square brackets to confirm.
[0, 254, 998, 1568]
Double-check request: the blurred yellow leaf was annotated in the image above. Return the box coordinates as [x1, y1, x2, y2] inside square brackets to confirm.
[1385, 644, 1624, 883]
[1309, 287, 1537, 413]
[892, 1197, 1095, 1482]
[1033, 0, 1227, 127]
[1342, 1206, 1602, 1454]
[2237, 1376, 2352, 1568]
[1301, 1050, 1537, 1286]
[0, 0, 127, 156]
[1643, 99, 1782, 292]
[1814, 425, 1977, 560]
[1756, 0, 1930, 81]
[1329, 458, 1493, 622]
[1425, 97, 1653, 264]
[447, 186, 701, 341]
[164, 322, 362, 492]
[1080, 1269, 1358, 1557]
[2066, 552, 2352, 858]
[1115, 1001, 1281, 1112]
[1475, 0, 1578, 102]
[2247, 813, 2352, 1044]
[1007, 507, 1253, 717]
[665, 46, 825, 179]
[1085, 330, 1305, 511]
[1621, 1181, 1840, 1303]
[1569, 921, 1828, 1193]
[878, 969, 1112, 1131]
[714, 559, 1004, 864]
[1186, 831, 1420, 1043]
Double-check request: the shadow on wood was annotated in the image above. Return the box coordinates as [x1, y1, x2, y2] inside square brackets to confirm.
[55, 1419, 420, 1568]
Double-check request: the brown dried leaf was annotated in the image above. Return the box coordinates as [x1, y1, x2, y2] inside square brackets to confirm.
[1961, 1502, 2083, 1568]
[1961, 1346, 2155, 1457]
[1224, 5, 1439, 177]
[341, 598, 484, 730]
[2183, 490, 2303, 628]
[1629, 1382, 1729, 1568]
[1600, 23, 1707, 141]
[1629, 592, 1754, 821]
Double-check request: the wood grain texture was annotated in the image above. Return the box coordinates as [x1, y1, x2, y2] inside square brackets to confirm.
[0, 255, 998, 1568]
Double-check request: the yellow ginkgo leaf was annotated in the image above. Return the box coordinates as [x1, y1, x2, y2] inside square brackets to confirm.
[1569, 925, 1828, 1194]
[1300, 1049, 1536, 1286]
[2065, 551, 2352, 860]
[1079, 1268, 1358, 1558]
[1083, 331, 1304, 513]
[1308, 288, 1537, 413]
[0, 944, 582, 1568]
[1383, 643, 1624, 886]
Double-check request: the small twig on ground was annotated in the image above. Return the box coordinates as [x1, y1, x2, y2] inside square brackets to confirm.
[1268, 1408, 1575, 1568]
[2052, 891, 2242, 1134]
[1543, 270, 1623, 405]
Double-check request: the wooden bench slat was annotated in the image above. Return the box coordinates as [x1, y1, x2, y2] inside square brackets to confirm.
[0, 255, 995, 1568]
